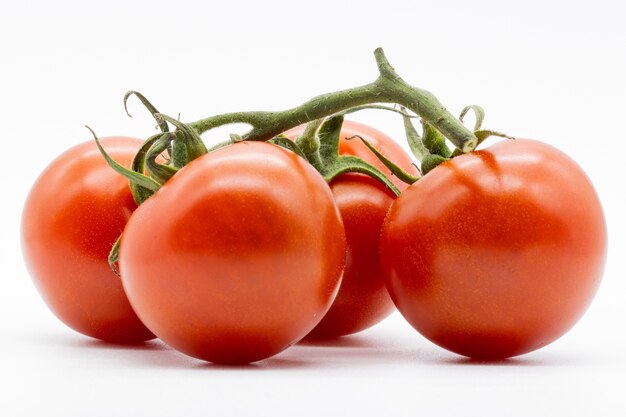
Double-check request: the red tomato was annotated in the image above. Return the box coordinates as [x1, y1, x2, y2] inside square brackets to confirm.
[22, 137, 155, 343]
[306, 174, 396, 338]
[284, 120, 419, 338]
[119, 141, 346, 364]
[381, 139, 606, 359]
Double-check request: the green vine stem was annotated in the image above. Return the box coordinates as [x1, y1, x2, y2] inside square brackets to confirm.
[189, 48, 478, 153]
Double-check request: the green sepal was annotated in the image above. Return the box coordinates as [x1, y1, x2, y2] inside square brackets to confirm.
[124, 91, 172, 158]
[322, 156, 400, 196]
[474, 129, 515, 145]
[87, 126, 162, 192]
[129, 133, 163, 205]
[154, 113, 208, 163]
[269, 135, 307, 159]
[108, 234, 122, 277]
[448, 132, 513, 157]
[145, 133, 179, 184]
[348, 135, 419, 185]
[315, 115, 400, 196]
[207, 140, 233, 152]
[402, 111, 430, 161]
[124, 91, 170, 134]
[229, 133, 243, 142]
[460, 105, 485, 131]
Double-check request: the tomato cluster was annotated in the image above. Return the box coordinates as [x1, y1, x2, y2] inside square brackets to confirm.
[21, 54, 606, 363]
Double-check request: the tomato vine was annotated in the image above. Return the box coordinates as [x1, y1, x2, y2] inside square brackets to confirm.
[94, 47, 510, 274]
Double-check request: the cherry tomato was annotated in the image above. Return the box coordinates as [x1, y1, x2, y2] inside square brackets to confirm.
[306, 174, 396, 338]
[284, 120, 419, 338]
[119, 141, 346, 364]
[381, 139, 606, 359]
[22, 137, 155, 343]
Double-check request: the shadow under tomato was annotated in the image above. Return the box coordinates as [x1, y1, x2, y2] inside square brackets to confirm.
[49, 332, 318, 370]
[190, 333, 405, 370]
[30, 329, 581, 369]
[440, 356, 542, 366]
[74, 338, 201, 368]
[27, 330, 164, 351]
[26, 330, 195, 368]
[193, 357, 314, 371]
[433, 351, 584, 367]
[298, 334, 381, 349]
[76, 338, 167, 351]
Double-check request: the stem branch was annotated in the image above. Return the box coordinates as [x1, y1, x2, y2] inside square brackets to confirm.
[189, 48, 477, 152]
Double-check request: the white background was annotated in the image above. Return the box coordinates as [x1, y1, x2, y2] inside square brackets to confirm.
[1, 0, 625, 416]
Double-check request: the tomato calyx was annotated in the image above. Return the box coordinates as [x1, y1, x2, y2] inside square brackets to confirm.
[153, 113, 208, 164]
[345, 134, 420, 185]
[143, 132, 179, 185]
[87, 127, 161, 275]
[451, 105, 515, 156]
[266, 115, 402, 195]
[310, 115, 400, 195]
[88, 127, 162, 194]
[274, 104, 425, 195]
[343, 111, 450, 184]
[128, 134, 166, 204]
[124, 91, 208, 181]
[102, 92, 211, 205]
[89, 106, 211, 275]
[351, 104, 515, 182]
[124, 91, 170, 137]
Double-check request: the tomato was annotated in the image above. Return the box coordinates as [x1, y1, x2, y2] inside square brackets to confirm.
[380, 139, 606, 359]
[22, 137, 155, 343]
[119, 141, 346, 364]
[284, 120, 419, 338]
[306, 174, 396, 338]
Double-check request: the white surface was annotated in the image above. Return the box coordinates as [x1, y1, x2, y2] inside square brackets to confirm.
[1, 1, 625, 416]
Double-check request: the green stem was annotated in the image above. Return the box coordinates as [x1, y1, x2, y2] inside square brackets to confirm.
[189, 48, 477, 153]
[295, 119, 324, 171]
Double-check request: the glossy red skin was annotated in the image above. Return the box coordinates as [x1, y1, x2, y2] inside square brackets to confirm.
[119, 142, 346, 364]
[381, 139, 607, 359]
[305, 174, 396, 338]
[285, 121, 419, 338]
[22, 137, 155, 343]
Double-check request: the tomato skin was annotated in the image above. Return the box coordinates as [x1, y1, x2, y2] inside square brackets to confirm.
[305, 174, 396, 338]
[284, 121, 419, 338]
[381, 139, 606, 359]
[21, 137, 155, 343]
[119, 141, 346, 364]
